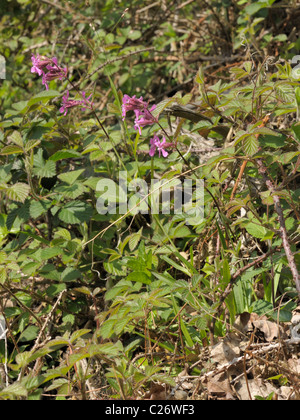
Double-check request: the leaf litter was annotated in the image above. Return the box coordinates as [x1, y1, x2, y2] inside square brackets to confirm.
[143, 308, 300, 400]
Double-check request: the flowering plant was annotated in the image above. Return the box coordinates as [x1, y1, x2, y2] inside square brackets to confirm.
[31, 54, 92, 116]
[122, 94, 174, 157]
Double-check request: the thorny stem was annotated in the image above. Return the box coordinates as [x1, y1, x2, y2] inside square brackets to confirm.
[256, 158, 300, 299]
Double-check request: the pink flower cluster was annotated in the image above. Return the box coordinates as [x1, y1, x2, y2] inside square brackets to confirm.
[31, 54, 67, 91]
[122, 94, 172, 158]
[31, 54, 93, 116]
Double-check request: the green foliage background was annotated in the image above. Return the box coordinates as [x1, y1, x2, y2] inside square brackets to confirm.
[0, 0, 299, 399]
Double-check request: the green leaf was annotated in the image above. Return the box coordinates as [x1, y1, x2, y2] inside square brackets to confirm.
[33, 149, 56, 178]
[16, 351, 32, 368]
[8, 130, 23, 147]
[243, 134, 259, 156]
[58, 201, 93, 224]
[49, 150, 82, 162]
[55, 183, 86, 199]
[160, 255, 192, 277]
[19, 325, 40, 342]
[221, 258, 231, 286]
[89, 341, 123, 357]
[24, 139, 41, 152]
[171, 295, 194, 347]
[0, 382, 28, 398]
[6, 201, 30, 230]
[245, 222, 268, 239]
[60, 267, 82, 282]
[6, 183, 30, 203]
[126, 271, 151, 284]
[70, 329, 91, 344]
[0, 145, 23, 155]
[151, 97, 176, 118]
[30, 200, 51, 218]
[40, 246, 62, 261]
[28, 89, 60, 107]
[58, 169, 85, 185]
[260, 134, 286, 148]
[129, 228, 143, 251]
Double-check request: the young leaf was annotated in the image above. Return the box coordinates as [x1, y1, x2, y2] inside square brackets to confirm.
[6, 183, 30, 203]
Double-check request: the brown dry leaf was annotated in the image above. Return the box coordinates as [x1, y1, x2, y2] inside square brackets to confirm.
[205, 371, 235, 400]
[210, 333, 241, 365]
[234, 312, 281, 342]
[234, 377, 277, 400]
[144, 383, 167, 400]
[252, 319, 279, 342]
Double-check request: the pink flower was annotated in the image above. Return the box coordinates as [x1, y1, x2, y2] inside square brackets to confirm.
[59, 91, 93, 116]
[149, 135, 170, 158]
[122, 94, 157, 133]
[122, 94, 148, 120]
[134, 109, 157, 135]
[31, 54, 67, 90]
[31, 54, 54, 76]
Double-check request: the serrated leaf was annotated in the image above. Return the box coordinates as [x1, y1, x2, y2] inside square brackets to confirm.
[275, 83, 295, 103]
[25, 139, 41, 152]
[245, 222, 267, 239]
[6, 183, 30, 203]
[30, 200, 51, 218]
[58, 169, 85, 185]
[0, 382, 28, 398]
[243, 134, 259, 156]
[49, 150, 82, 162]
[0, 145, 23, 155]
[16, 351, 32, 368]
[251, 127, 280, 136]
[58, 201, 93, 224]
[55, 183, 86, 199]
[126, 271, 151, 284]
[61, 267, 81, 282]
[19, 325, 40, 342]
[8, 130, 23, 147]
[89, 341, 123, 357]
[70, 329, 91, 344]
[0, 267, 7, 284]
[129, 228, 143, 251]
[33, 149, 57, 178]
[260, 191, 274, 205]
[6, 202, 30, 230]
[40, 246, 61, 261]
[151, 97, 176, 118]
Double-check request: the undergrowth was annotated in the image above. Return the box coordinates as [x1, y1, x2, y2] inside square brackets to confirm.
[0, 0, 299, 400]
